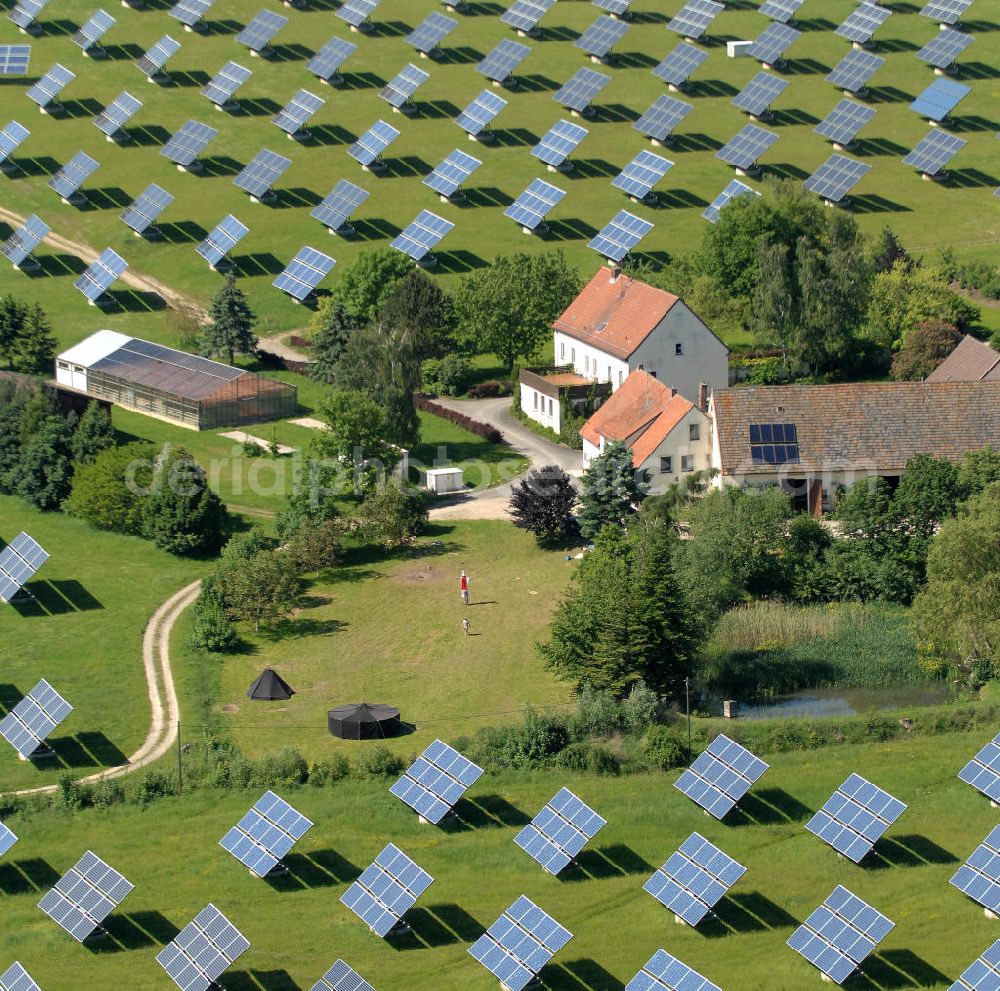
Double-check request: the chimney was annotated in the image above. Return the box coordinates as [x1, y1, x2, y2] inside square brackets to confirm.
[609, 264, 621, 283]
[698, 382, 708, 412]
[670, 387, 677, 398]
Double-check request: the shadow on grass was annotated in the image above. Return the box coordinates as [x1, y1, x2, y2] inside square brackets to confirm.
[545, 959, 625, 991]
[156, 221, 208, 244]
[765, 162, 811, 181]
[238, 97, 284, 117]
[541, 218, 598, 241]
[59, 97, 104, 118]
[225, 970, 302, 991]
[347, 217, 401, 240]
[381, 156, 432, 178]
[866, 85, 914, 104]
[875, 38, 919, 54]
[231, 252, 284, 277]
[849, 193, 911, 214]
[949, 114, 1000, 134]
[567, 158, 619, 179]
[589, 103, 639, 124]
[771, 107, 821, 126]
[492, 127, 539, 147]
[854, 136, 909, 157]
[960, 61, 1000, 80]
[0, 858, 61, 896]
[654, 188, 709, 209]
[390, 903, 482, 949]
[103, 43, 144, 60]
[339, 71, 386, 90]
[80, 187, 132, 210]
[100, 289, 168, 313]
[700, 891, 798, 937]
[270, 43, 313, 62]
[38, 17, 79, 35]
[11, 579, 103, 614]
[686, 79, 739, 98]
[307, 123, 354, 146]
[166, 69, 211, 87]
[863, 834, 958, 870]
[560, 844, 654, 882]
[432, 250, 488, 273]
[668, 132, 723, 152]
[44, 731, 128, 769]
[272, 187, 322, 208]
[198, 156, 245, 177]
[368, 19, 411, 37]
[200, 18, 243, 34]
[947, 167, 1000, 189]
[781, 57, 830, 76]
[265, 848, 360, 891]
[451, 794, 532, 829]
[847, 950, 950, 990]
[88, 910, 179, 953]
[435, 45, 484, 65]
[12, 155, 61, 177]
[261, 616, 346, 640]
[461, 186, 514, 208]
[731, 788, 812, 826]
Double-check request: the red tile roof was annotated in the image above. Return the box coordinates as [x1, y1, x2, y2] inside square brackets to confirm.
[926, 334, 1000, 382]
[552, 268, 682, 360]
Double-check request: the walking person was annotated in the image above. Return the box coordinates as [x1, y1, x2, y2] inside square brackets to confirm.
[462, 617, 470, 636]
[460, 569, 470, 606]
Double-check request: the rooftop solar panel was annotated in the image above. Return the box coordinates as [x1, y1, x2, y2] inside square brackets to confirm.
[93, 91, 142, 139]
[73, 10, 115, 53]
[625, 949, 722, 991]
[469, 896, 572, 991]
[749, 421, 800, 464]
[390, 739, 484, 821]
[406, 12, 456, 55]
[827, 49, 885, 93]
[916, 28, 975, 69]
[455, 89, 507, 136]
[920, 0, 974, 25]
[346, 119, 399, 168]
[612, 149, 672, 200]
[38, 851, 133, 942]
[667, 0, 723, 40]
[804, 153, 871, 203]
[960, 733, 1000, 804]
[74, 247, 127, 303]
[674, 733, 769, 817]
[748, 22, 800, 66]
[911, 76, 970, 121]
[716, 123, 779, 171]
[554, 66, 610, 113]
[26, 63, 75, 110]
[532, 118, 588, 168]
[951, 825, 1000, 914]
[902, 128, 966, 174]
[2, 214, 49, 267]
[121, 183, 173, 235]
[593, 0, 630, 16]
[308, 37, 357, 82]
[273, 246, 336, 300]
[950, 940, 1000, 991]
[196, 214, 248, 266]
[136, 35, 181, 79]
[0, 121, 30, 165]
[391, 211, 454, 262]
[341, 843, 433, 936]
[236, 9, 288, 54]
[835, 3, 891, 44]
[273, 89, 325, 135]
[759, 0, 803, 24]
[423, 149, 482, 199]
[702, 178, 760, 222]
[160, 120, 218, 167]
[0, 678, 71, 759]
[500, 0, 556, 34]
[311, 179, 369, 233]
[514, 787, 606, 874]
[380, 63, 429, 110]
[0, 822, 17, 858]
[337, 0, 381, 29]
[814, 98, 876, 146]
[0, 963, 40, 991]
[805, 772, 906, 861]
[652, 43, 708, 88]
[0, 45, 31, 76]
[157, 904, 249, 991]
[589, 210, 653, 262]
[202, 61, 252, 108]
[644, 832, 746, 926]
[309, 960, 376, 991]
[48, 151, 99, 201]
[788, 886, 894, 984]
[574, 15, 629, 59]
[169, 0, 215, 28]
[477, 39, 531, 83]
[9, 0, 49, 31]
[732, 71, 789, 118]
[504, 178, 565, 230]
[220, 790, 313, 876]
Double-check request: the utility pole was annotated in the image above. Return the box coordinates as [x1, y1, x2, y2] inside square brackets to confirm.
[685, 678, 692, 760]
[176, 720, 183, 795]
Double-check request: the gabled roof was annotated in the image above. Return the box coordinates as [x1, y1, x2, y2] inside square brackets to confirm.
[926, 334, 1000, 382]
[581, 370, 695, 467]
[553, 268, 683, 360]
[713, 381, 1000, 476]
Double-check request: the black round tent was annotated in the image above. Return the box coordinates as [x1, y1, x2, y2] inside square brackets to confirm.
[247, 668, 294, 701]
[327, 702, 401, 740]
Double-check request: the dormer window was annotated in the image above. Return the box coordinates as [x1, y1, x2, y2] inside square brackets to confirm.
[595, 321, 608, 333]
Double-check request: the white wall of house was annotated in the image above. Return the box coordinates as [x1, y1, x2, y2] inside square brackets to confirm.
[634, 408, 712, 495]
[553, 332, 630, 391]
[519, 382, 561, 433]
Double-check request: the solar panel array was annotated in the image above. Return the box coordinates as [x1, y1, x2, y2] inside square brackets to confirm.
[340, 843, 433, 937]
[758, 0, 803, 25]
[380, 64, 429, 110]
[93, 91, 142, 139]
[835, 3, 891, 44]
[136, 35, 181, 79]
[574, 15, 629, 59]
[950, 940, 1000, 991]
[38, 851, 133, 942]
[589, 209, 653, 262]
[74, 247, 127, 302]
[196, 214, 248, 266]
[652, 43, 708, 88]
[625, 949, 722, 991]
[273, 89, 325, 136]
[903, 129, 966, 175]
[667, 0, 723, 40]
[716, 123, 779, 170]
[644, 832, 746, 926]
[815, 99, 876, 146]
[920, 0, 973, 25]
[702, 178, 759, 222]
[514, 787, 607, 874]
[169, 0, 214, 29]
[960, 733, 1000, 803]
[612, 149, 672, 200]
[0, 45, 30, 77]
[391, 210, 454, 261]
[1, 214, 48, 267]
[202, 61, 252, 108]
[0, 678, 71, 759]
[26, 63, 75, 110]
[308, 37, 357, 82]
[505, 178, 565, 230]
[803, 154, 871, 203]
[337, 0, 380, 28]
[236, 9, 288, 54]
[9, 0, 48, 31]
[347, 119, 399, 167]
[532, 119, 588, 168]
[406, 12, 456, 55]
[917, 28, 974, 69]
[554, 66, 610, 113]
[309, 960, 376, 991]
[477, 39, 531, 83]
[121, 183, 174, 235]
[73, 9, 115, 53]
[0, 822, 17, 859]
[49, 151, 99, 200]
[0, 963, 40, 991]
[423, 149, 482, 199]
[748, 22, 800, 66]
[156, 904, 250, 991]
[749, 422, 799, 464]
[732, 71, 789, 118]
[389, 739, 484, 822]
[0, 121, 30, 164]
[593, 0, 630, 15]
[455, 89, 507, 136]
[787, 886, 894, 984]
[911, 77, 970, 122]
[500, 0, 556, 34]
[468, 895, 572, 991]
[805, 773, 907, 862]
[827, 49, 884, 93]
[273, 246, 336, 300]
[160, 119, 218, 167]
[633, 93, 692, 142]
[311, 179, 369, 232]
[233, 149, 291, 197]
[220, 790, 313, 877]
[0, 532, 48, 602]
[675, 734, 769, 818]
[951, 825, 1000, 914]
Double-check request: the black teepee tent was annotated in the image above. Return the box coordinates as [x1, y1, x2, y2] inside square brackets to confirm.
[327, 702, 401, 740]
[247, 668, 295, 701]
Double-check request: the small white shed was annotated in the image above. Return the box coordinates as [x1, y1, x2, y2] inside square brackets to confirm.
[425, 467, 465, 494]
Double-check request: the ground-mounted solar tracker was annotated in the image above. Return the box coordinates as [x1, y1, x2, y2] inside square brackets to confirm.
[477, 39, 531, 86]
[391, 210, 454, 263]
[803, 154, 871, 204]
[380, 64, 429, 113]
[308, 37, 357, 84]
[157, 904, 249, 991]
[73, 10, 115, 56]
[337, 0, 381, 31]
[9, 0, 48, 33]
[644, 832, 746, 926]
[423, 149, 482, 201]
[788, 886, 894, 984]
[390, 739, 484, 821]
[2, 214, 49, 269]
[805, 772, 907, 861]
[505, 178, 565, 232]
[667, 0, 723, 41]
[0, 121, 30, 167]
[169, 0, 215, 31]
[341, 843, 433, 937]
[633, 94, 693, 145]
[26, 63, 74, 112]
[309, 960, 376, 991]
[911, 77, 970, 122]
[456, 89, 507, 138]
[202, 61, 252, 110]
[220, 790, 313, 876]
[950, 940, 1000, 991]
[951, 825, 1000, 916]
[273, 246, 336, 300]
[748, 22, 800, 67]
[759, 0, 803, 25]
[532, 119, 588, 170]
[554, 66, 610, 115]
[0, 532, 48, 603]
[0, 45, 31, 76]
[468, 895, 572, 991]
[48, 151, 99, 203]
[196, 214, 248, 267]
[732, 71, 789, 119]
[406, 12, 456, 57]
[136, 35, 180, 81]
[0, 822, 17, 858]
[920, 0, 974, 26]
[121, 183, 173, 236]
[593, 0, 630, 17]
[74, 247, 127, 304]
[903, 128, 966, 176]
[836, 3, 891, 45]
[93, 91, 142, 141]
[652, 42, 708, 91]
[514, 787, 607, 874]
[916, 28, 974, 72]
[675, 733, 769, 818]
[347, 119, 399, 170]
[625, 949, 722, 991]
[273, 89, 324, 137]
[612, 149, 672, 203]
[501, 0, 556, 36]
[827, 48, 885, 95]
[716, 123, 779, 174]
[311, 179, 369, 234]
[0, 678, 71, 759]
[814, 99, 876, 148]
[702, 178, 760, 222]
[160, 120, 218, 170]
[236, 9, 288, 56]
[0, 963, 40, 991]
[38, 851, 133, 942]
[961, 734, 1000, 805]
[575, 15, 629, 62]
[589, 210, 653, 263]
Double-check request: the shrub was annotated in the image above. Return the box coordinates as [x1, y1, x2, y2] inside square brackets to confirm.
[422, 354, 471, 396]
[309, 755, 351, 786]
[92, 779, 126, 808]
[555, 742, 621, 775]
[467, 380, 511, 399]
[569, 687, 623, 739]
[643, 726, 688, 771]
[622, 681, 660, 734]
[58, 774, 90, 811]
[242, 438, 263, 458]
[253, 747, 309, 788]
[355, 745, 406, 779]
[188, 596, 241, 653]
[133, 770, 176, 804]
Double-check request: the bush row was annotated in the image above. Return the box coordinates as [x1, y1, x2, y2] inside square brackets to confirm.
[413, 394, 505, 444]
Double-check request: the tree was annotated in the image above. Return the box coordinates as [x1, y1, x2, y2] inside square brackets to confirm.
[308, 300, 355, 384]
[890, 320, 961, 380]
[508, 465, 579, 544]
[220, 527, 273, 564]
[355, 484, 428, 548]
[10, 304, 56, 374]
[274, 460, 342, 539]
[958, 446, 1000, 498]
[751, 241, 794, 365]
[333, 249, 413, 326]
[0, 389, 28, 493]
[576, 441, 640, 538]
[454, 251, 581, 370]
[0, 295, 26, 369]
[14, 413, 74, 510]
[219, 549, 301, 632]
[188, 593, 241, 652]
[200, 275, 257, 365]
[71, 402, 116, 464]
[282, 517, 344, 572]
[379, 268, 455, 359]
[872, 227, 912, 274]
[66, 442, 156, 533]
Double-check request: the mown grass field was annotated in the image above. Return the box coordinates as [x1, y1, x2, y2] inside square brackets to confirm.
[2, 732, 999, 990]
[0, 0, 997, 348]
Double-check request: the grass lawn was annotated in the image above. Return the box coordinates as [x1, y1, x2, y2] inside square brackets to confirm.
[0, 0, 996, 350]
[1, 731, 998, 989]
[0, 497, 207, 792]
